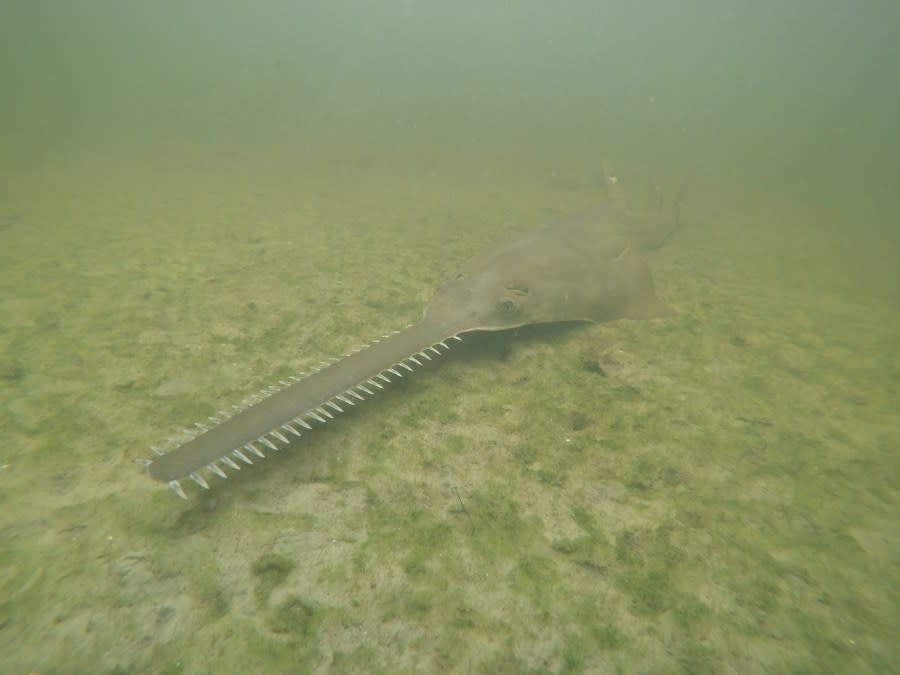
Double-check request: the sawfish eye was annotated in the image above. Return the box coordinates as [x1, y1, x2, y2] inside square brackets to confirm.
[498, 297, 519, 314]
[505, 282, 530, 295]
[498, 283, 529, 315]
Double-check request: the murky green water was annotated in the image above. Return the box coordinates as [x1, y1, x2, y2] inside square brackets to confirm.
[1, 2, 897, 673]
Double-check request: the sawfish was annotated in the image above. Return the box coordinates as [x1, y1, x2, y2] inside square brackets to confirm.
[146, 163, 682, 498]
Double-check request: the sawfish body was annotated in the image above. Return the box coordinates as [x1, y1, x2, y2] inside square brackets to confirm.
[147, 169, 679, 498]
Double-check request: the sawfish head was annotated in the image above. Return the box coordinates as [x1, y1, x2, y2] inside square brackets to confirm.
[423, 216, 672, 336]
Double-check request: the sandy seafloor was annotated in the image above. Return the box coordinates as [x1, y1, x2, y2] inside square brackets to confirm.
[1, 146, 897, 674]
